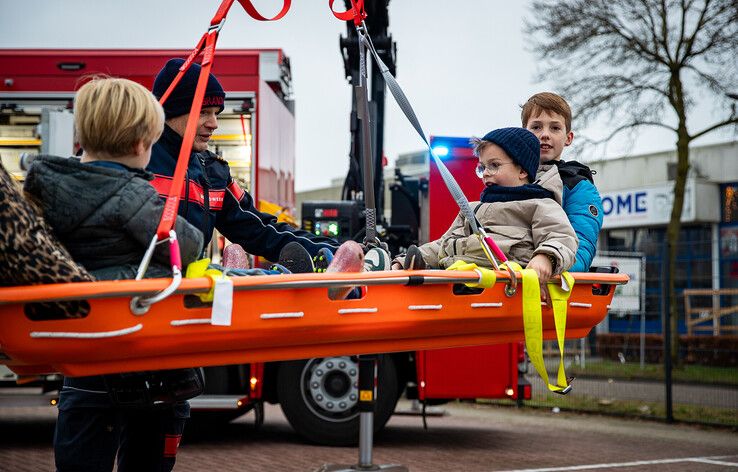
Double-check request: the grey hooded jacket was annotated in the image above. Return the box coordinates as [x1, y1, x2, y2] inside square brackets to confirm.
[24, 155, 204, 280]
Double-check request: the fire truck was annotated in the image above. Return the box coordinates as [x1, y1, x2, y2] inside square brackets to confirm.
[0, 48, 529, 446]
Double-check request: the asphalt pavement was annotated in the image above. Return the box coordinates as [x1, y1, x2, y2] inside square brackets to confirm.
[1, 400, 737, 471]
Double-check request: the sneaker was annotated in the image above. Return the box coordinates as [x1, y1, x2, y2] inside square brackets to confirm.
[363, 246, 391, 272]
[278, 242, 315, 274]
[268, 263, 292, 274]
[313, 247, 334, 273]
[403, 244, 427, 270]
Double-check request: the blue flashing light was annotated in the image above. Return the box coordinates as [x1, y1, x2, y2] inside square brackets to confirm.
[431, 145, 449, 158]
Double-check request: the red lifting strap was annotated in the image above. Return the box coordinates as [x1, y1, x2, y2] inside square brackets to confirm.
[329, 0, 366, 25]
[155, 0, 291, 240]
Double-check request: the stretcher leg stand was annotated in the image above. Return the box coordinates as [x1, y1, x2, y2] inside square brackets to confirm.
[317, 356, 408, 472]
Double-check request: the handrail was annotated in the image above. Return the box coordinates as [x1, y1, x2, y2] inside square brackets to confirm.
[0, 271, 629, 305]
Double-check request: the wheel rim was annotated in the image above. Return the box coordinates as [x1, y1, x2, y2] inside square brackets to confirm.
[301, 356, 359, 423]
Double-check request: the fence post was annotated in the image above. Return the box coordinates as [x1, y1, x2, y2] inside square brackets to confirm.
[640, 256, 646, 370]
[662, 241, 674, 423]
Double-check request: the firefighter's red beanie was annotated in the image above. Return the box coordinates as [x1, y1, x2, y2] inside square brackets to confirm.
[152, 58, 225, 119]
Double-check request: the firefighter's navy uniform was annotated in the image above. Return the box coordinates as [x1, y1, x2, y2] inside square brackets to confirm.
[149, 125, 339, 259]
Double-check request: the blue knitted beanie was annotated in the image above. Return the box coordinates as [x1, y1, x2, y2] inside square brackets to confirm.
[481, 127, 540, 182]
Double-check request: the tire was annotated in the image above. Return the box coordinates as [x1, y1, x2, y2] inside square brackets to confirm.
[277, 355, 398, 446]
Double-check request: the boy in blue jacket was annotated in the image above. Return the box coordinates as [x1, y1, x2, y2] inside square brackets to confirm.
[522, 92, 604, 272]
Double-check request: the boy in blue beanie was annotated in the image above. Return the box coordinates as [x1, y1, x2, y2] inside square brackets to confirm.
[394, 127, 578, 285]
[522, 92, 604, 272]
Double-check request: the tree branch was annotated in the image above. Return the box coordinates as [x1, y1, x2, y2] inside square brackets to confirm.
[691, 116, 738, 140]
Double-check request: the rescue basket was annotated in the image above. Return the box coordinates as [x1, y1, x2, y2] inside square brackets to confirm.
[0, 269, 627, 377]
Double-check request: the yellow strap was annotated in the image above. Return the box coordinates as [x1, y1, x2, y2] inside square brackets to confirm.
[502, 262, 573, 395]
[184, 258, 226, 302]
[445, 260, 497, 288]
[548, 272, 575, 392]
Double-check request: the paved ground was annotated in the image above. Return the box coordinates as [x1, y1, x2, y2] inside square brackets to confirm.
[1, 401, 736, 472]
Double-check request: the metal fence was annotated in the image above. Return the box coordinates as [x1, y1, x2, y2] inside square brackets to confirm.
[522, 337, 738, 427]
[518, 232, 738, 427]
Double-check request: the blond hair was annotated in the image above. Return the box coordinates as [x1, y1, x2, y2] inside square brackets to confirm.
[520, 92, 572, 132]
[74, 77, 164, 158]
[470, 136, 492, 158]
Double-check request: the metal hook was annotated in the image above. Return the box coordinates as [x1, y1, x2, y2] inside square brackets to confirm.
[503, 264, 518, 297]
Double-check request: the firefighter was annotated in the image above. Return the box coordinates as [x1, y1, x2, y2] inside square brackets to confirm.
[148, 58, 340, 261]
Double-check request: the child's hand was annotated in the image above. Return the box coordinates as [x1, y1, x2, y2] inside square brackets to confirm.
[526, 254, 553, 305]
[391, 262, 403, 270]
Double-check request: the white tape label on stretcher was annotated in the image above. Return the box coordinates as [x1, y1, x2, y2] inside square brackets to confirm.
[211, 277, 234, 326]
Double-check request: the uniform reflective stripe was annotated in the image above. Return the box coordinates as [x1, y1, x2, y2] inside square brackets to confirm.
[151, 175, 227, 211]
[163, 434, 181, 457]
[227, 181, 245, 201]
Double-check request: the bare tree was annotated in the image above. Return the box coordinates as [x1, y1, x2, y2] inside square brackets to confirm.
[526, 0, 738, 363]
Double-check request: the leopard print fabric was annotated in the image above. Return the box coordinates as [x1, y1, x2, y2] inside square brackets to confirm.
[0, 163, 93, 319]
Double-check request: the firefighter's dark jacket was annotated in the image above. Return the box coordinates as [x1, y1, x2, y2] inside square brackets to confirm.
[148, 125, 339, 261]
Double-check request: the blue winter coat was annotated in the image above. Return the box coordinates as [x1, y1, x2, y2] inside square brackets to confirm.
[147, 125, 339, 262]
[538, 161, 603, 272]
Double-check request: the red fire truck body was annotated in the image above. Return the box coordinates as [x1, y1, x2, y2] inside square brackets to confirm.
[0, 48, 294, 210]
[0, 50, 528, 446]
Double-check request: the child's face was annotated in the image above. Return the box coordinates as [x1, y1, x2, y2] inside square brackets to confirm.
[477, 143, 528, 187]
[525, 110, 573, 163]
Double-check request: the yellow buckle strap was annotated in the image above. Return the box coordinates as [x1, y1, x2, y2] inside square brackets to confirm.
[501, 262, 574, 395]
[184, 258, 227, 302]
[445, 260, 497, 288]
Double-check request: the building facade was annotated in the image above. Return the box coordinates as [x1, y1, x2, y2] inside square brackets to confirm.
[590, 141, 738, 334]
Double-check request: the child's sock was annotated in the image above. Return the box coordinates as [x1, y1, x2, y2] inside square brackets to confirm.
[326, 241, 365, 300]
[222, 243, 250, 270]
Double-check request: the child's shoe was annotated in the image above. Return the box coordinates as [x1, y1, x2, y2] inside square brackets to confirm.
[313, 247, 334, 273]
[268, 263, 292, 274]
[278, 242, 315, 274]
[403, 244, 427, 270]
[363, 246, 391, 272]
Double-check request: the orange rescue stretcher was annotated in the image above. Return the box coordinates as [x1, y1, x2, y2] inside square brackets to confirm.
[0, 269, 627, 377]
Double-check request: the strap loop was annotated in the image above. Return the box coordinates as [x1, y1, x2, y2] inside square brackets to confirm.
[329, 0, 366, 25]
[445, 260, 496, 288]
[238, 0, 291, 21]
[505, 262, 573, 395]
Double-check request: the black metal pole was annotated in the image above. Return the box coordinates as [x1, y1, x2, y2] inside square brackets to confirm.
[662, 241, 673, 423]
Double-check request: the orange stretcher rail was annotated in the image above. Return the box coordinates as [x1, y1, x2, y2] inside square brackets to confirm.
[0, 270, 628, 377]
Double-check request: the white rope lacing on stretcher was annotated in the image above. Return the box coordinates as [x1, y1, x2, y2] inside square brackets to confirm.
[30, 324, 143, 339]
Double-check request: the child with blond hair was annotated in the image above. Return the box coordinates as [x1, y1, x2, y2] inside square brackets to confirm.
[24, 76, 203, 472]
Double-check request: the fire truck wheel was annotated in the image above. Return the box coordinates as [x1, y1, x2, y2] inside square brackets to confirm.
[277, 355, 399, 447]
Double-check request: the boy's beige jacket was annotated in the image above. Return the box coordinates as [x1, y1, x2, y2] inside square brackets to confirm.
[399, 168, 578, 274]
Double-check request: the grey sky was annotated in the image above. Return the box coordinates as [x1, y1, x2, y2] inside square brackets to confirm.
[1, 0, 732, 191]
